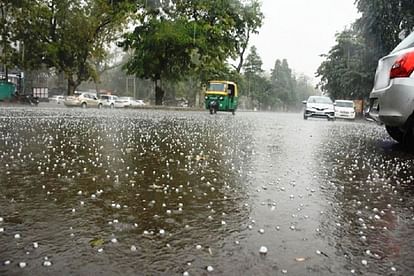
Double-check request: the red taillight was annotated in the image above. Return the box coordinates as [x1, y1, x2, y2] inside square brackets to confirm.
[390, 52, 414, 79]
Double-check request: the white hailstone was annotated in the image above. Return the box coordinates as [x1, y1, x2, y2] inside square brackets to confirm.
[276, 226, 280, 231]
[111, 238, 118, 243]
[159, 229, 165, 235]
[77, 191, 82, 195]
[91, 194, 96, 199]
[183, 271, 190, 276]
[235, 241, 240, 245]
[19, 262, 27, 268]
[196, 245, 202, 250]
[206, 266, 214, 272]
[33, 242, 39, 248]
[166, 244, 171, 248]
[391, 266, 397, 272]
[361, 259, 368, 266]
[72, 208, 76, 213]
[143, 230, 150, 235]
[350, 269, 356, 274]
[43, 260, 52, 267]
[281, 269, 288, 274]
[259, 229, 265, 234]
[259, 246, 268, 254]
[0, 217, 3, 222]
[14, 233, 21, 239]
[80, 201, 85, 206]
[374, 215, 380, 220]
[0, 227, 4, 232]
[316, 250, 321, 255]
[248, 225, 253, 230]
[113, 219, 119, 223]
[42, 185, 46, 189]
[130, 245, 137, 252]
[116, 204, 121, 209]
[221, 220, 226, 225]
[97, 248, 103, 253]
[166, 210, 172, 215]
[4, 260, 10, 265]
[290, 225, 296, 230]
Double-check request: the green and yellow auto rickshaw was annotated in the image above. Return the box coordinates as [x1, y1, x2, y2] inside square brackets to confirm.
[204, 80, 238, 115]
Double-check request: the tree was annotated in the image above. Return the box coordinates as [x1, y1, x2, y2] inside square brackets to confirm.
[317, 29, 372, 100]
[121, 0, 263, 105]
[6, 0, 131, 95]
[270, 59, 296, 109]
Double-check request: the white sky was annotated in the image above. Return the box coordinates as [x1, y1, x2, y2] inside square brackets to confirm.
[250, 0, 360, 80]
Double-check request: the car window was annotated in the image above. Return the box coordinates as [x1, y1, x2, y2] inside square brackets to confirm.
[335, 101, 353, 108]
[391, 31, 414, 53]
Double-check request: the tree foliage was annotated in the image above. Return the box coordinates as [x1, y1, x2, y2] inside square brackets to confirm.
[318, 0, 414, 100]
[121, 0, 263, 105]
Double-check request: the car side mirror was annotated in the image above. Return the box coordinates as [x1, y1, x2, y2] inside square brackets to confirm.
[302, 100, 307, 104]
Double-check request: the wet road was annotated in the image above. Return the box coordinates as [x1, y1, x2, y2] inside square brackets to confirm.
[0, 107, 413, 275]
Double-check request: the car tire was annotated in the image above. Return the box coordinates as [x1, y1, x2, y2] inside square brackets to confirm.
[98, 104, 102, 109]
[303, 115, 308, 120]
[81, 102, 87, 108]
[110, 103, 114, 109]
[385, 126, 404, 143]
[402, 116, 414, 150]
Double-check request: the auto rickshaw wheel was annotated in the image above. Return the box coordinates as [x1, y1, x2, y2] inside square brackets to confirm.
[232, 110, 235, 115]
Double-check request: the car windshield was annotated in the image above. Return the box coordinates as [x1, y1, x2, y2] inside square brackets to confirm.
[391, 31, 414, 53]
[335, 101, 353, 107]
[118, 97, 131, 101]
[208, 83, 225, 92]
[308, 96, 332, 104]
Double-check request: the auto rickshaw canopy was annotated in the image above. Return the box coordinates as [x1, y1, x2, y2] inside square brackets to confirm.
[205, 80, 238, 97]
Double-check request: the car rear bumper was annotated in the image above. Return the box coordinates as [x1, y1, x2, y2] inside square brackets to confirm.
[369, 78, 414, 126]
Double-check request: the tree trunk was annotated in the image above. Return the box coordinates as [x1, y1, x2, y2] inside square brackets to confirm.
[67, 77, 77, 96]
[155, 80, 164, 105]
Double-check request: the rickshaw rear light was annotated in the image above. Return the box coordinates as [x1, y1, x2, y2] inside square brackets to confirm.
[390, 51, 414, 79]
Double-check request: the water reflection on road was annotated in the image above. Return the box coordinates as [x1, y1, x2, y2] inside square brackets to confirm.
[0, 108, 413, 275]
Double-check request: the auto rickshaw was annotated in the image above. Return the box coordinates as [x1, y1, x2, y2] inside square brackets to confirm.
[204, 80, 238, 115]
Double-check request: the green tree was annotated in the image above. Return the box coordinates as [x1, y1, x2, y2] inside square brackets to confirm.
[122, 0, 263, 105]
[317, 29, 372, 100]
[270, 59, 296, 109]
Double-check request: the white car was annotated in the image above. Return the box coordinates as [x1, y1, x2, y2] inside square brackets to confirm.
[115, 97, 146, 108]
[303, 96, 335, 120]
[334, 100, 355, 120]
[100, 94, 118, 108]
[49, 95, 65, 104]
[369, 31, 414, 146]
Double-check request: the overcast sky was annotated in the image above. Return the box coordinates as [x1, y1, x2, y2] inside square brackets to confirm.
[249, 0, 360, 81]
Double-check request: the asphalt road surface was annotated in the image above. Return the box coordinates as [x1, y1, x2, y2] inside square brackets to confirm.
[0, 107, 413, 275]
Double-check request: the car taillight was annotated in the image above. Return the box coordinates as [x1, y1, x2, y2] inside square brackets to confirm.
[390, 51, 414, 79]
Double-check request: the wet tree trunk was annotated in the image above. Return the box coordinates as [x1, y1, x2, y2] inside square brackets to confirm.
[155, 80, 164, 105]
[67, 77, 78, 96]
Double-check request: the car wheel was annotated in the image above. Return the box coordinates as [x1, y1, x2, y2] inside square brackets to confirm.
[110, 103, 114, 109]
[98, 104, 102, 109]
[303, 114, 308, 120]
[81, 102, 87, 108]
[385, 125, 404, 143]
[402, 117, 414, 149]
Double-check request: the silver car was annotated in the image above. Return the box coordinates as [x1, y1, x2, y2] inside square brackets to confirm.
[64, 91, 102, 109]
[369, 31, 414, 145]
[303, 96, 335, 120]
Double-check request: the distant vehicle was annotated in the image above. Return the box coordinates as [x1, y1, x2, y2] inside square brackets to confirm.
[100, 94, 118, 108]
[369, 31, 414, 146]
[114, 97, 145, 108]
[334, 100, 355, 120]
[302, 96, 335, 120]
[49, 95, 65, 104]
[64, 91, 102, 108]
[204, 80, 238, 115]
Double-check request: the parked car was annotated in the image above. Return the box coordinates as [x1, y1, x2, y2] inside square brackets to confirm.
[49, 95, 65, 104]
[302, 96, 335, 120]
[369, 31, 414, 146]
[115, 97, 146, 108]
[64, 91, 102, 108]
[100, 94, 118, 108]
[334, 100, 355, 120]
